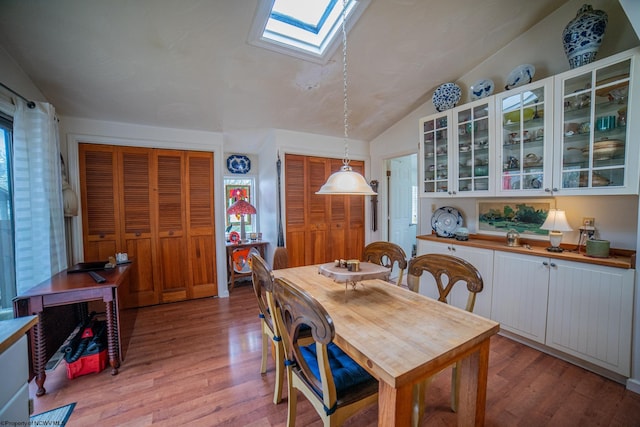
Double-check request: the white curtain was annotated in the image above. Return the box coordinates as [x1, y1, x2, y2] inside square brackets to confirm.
[12, 98, 66, 294]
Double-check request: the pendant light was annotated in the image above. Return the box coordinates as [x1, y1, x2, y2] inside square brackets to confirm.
[316, 0, 376, 196]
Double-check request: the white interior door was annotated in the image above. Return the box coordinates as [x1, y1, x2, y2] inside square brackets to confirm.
[388, 154, 418, 259]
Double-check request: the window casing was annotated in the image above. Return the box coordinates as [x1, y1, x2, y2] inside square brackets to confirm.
[0, 113, 15, 320]
[248, 0, 370, 64]
[224, 177, 257, 239]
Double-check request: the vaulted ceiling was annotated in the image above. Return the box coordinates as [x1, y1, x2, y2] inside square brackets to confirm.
[0, 0, 570, 141]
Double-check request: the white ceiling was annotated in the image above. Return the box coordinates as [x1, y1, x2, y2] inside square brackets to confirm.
[0, 0, 570, 142]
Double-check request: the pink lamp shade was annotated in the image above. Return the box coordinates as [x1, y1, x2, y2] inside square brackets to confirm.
[227, 200, 256, 242]
[226, 200, 256, 216]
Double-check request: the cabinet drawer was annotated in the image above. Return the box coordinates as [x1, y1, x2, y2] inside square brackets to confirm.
[0, 335, 28, 413]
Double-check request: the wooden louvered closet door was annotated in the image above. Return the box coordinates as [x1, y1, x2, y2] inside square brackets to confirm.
[119, 147, 157, 307]
[79, 144, 120, 261]
[79, 144, 217, 308]
[155, 150, 189, 303]
[185, 152, 217, 298]
[284, 154, 365, 267]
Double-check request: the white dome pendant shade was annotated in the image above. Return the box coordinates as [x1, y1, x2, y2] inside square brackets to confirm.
[316, 164, 377, 195]
[316, 0, 376, 197]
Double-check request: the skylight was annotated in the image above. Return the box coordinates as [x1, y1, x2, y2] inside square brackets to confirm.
[249, 0, 370, 64]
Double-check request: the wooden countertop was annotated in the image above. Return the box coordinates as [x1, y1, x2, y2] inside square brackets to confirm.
[0, 315, 38, 354]
[417, 234, 635, 269]
[16, 264, 131, 297]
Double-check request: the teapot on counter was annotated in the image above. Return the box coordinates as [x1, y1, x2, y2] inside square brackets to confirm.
[506, 229, 521, 247]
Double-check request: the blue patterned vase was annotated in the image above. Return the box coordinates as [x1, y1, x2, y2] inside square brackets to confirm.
[562, 4, 608, 69]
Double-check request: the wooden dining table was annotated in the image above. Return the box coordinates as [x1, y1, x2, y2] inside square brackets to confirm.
[273, 264, 500, 427]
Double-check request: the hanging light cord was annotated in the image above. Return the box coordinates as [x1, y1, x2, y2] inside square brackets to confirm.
[341, 0, 351, 169]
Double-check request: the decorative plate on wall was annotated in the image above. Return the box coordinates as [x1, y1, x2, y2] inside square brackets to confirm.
[227, 154, 251, 174]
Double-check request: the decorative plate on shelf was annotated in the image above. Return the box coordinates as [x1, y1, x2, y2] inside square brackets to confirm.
[505, 64, 535, 90]
[431, 206, 463, 238]
[470, 79, 495, 100]
[228, 231, 241, 244]
[226, 154, 251, 174]
[432, 83, 462, 112]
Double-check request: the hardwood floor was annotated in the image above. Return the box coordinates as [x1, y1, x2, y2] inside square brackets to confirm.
[31, 283, 640, 426]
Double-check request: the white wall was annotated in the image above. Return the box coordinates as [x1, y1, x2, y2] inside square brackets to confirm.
[58, 117, 373, 296]
[0, 46, 46, 103]
[370, 0, 640, 392]
[59, 116, 230, 295]
[370, 0, 640, 250]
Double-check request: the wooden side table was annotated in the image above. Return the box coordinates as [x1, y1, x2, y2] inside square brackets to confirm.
[226, 241, 268, 290]
[12, 264, 132, 396]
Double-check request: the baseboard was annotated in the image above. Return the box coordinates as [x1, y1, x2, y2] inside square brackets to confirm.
[626, 378, 640, 394]
[497, 330, 628, 385]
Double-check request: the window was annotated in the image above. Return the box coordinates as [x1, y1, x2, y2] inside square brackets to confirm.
[224, 177, 257, 238]
[249, 0, 370, 64]
[0, 113, 15, 320]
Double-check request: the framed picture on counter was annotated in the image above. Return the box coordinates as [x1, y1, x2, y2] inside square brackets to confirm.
[477, 199, 551, 239]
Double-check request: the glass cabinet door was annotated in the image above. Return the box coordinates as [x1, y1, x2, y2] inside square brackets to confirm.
[421, 113, 449, 194]
[559, 59, 630, 190]
[455, 100, 491, 194]
[499, 81, 550, 193]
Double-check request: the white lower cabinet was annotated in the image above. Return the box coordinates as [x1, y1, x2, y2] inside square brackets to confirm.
[417, 238, 635, 378]
[416, 239, 493, 319]
[491, 251, 634, 376]
[0, 335, 30, 424]
[546, 260, 634, 376]
[491, 251, 550, 343]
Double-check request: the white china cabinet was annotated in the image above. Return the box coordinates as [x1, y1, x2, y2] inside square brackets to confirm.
[419, 98, 494, 197]
[495, 78, 554, 195]
[553, 48, 640, 195]
[421, 47, 640, 197]
[419, 112, 450, 194]
[416, 239, 493, 319]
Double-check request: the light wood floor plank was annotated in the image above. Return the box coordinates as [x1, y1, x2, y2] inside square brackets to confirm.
[30, 284, 640, 426]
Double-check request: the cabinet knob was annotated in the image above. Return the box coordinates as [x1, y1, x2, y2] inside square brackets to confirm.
[99, 233, 105, 238]
[135, 232, 141, 237]
[451, 246, 456, 251]
[542, 261, 549, 266]
[448, 191, 453, 195]
[452, 191, 457, 195]
[550, 262, 557, 268]
[544, 188, 551, 193]
[169, 230, 174, 236]
[552, 188, 558, 192]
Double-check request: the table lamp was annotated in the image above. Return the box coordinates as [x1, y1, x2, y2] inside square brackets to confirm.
[540, 209, 572, 252]
[227, 200, 256, 242]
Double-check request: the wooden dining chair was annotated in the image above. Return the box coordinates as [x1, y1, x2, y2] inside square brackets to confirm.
[362, 241, 408, 286]
[406, 253, 484, 425]
[250, 254, 286, 404]
[273, 246, 289, 270]
[272, 277, 379, 427]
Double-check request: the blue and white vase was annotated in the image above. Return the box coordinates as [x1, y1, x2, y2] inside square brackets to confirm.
[562, 4, 608, 69]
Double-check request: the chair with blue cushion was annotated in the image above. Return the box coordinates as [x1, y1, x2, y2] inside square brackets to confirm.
[273, 277, 378, 427]
[406, 253, 484, 426]
[362, 241, 408, 286]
